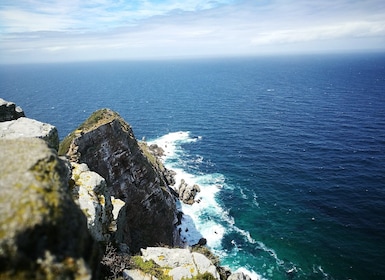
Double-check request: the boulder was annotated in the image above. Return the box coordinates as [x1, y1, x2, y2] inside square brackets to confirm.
[148, 143, 165, 157]
[70, 162, 113, 243]
[140, 247, 220, 280]
[228, 272, 253, 280]
[0, 138, 100, 279]
[0, 98, 25, 121]
[59, 109, 180, 252]
[0, 117, 59, 150]
[178, 179, 201, 205]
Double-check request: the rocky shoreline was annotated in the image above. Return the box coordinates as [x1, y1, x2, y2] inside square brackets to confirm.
[0, 98, 251, 280]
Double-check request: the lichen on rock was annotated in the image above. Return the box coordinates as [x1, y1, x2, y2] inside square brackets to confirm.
[70, 162, 114, 243]
[0, 138, 100, 279]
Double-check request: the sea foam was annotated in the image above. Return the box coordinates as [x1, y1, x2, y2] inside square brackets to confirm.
[148, 131, 263, 280]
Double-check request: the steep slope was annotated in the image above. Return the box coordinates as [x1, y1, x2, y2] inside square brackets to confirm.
[59, 109, 180, 252]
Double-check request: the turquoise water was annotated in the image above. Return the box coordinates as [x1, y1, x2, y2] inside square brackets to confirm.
[1, 53, 385, 279]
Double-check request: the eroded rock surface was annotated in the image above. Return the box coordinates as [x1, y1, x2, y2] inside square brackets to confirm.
[140, 247, 220, 280]
[178, 179, 201, 205]
[0, 138, 100, 279]
[0, 117, 59, 150]
[70, 162, 113, 243]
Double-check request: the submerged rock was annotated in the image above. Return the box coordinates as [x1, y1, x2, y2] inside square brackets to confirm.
[0, 98, 25, 121]
[59, 109, 180, 252]
[0, 117, 59, 150]
[0, 138, 100, 279]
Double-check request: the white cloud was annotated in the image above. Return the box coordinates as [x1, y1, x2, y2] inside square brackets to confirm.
[251, 20, 385, 46]
[1, 0, 385, 63]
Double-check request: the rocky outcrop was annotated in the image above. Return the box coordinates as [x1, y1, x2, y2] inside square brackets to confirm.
[0, 117, 59, 150]
[0, 138, 100, 279]
[137, 247, 221, 280]
[0, 98, 25, 121]
[178, 179, 201, 205]
[59, 109, 180, 252]
[228, 272, 253, 280]
[70, 162, 114, 243]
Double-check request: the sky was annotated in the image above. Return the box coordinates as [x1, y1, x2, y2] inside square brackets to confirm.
[1, 0, 385, 63]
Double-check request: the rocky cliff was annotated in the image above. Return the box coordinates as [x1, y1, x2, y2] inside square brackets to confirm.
[59, 109, 180, 252]
[0, 99, 251, 280]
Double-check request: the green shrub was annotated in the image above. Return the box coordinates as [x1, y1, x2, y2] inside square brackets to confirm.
[130, 256, 172, 280]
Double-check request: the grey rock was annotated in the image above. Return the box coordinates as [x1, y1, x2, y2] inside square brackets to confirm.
[178, 179, 201, 205]
[0, 138, 100, 279]
[0, 117, 59, 150]
[228, 272, 253, 280]
[141, 247, 220, 280]
[71, 162, 113, 242]
[0, 98, 25, 121]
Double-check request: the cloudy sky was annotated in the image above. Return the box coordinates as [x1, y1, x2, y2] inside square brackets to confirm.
[1, 0, 385, 63]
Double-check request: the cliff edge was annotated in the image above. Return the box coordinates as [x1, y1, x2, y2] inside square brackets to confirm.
[59, 109, 180, 252]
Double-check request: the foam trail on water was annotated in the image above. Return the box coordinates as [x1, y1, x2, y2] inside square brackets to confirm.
[148, 131, 263, 280]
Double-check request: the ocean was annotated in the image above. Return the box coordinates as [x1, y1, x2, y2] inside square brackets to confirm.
[1, 53, 385, 280]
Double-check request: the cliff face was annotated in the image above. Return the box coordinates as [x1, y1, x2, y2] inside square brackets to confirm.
[59, 109, 180, 252]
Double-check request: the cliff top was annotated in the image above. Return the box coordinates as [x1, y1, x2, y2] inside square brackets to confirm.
[59, 108, 129, 155]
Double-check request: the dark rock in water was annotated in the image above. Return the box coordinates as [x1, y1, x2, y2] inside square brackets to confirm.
[196, 238, 208, 246]
[0, 98, 25, 121]
[59, 108, 180, 252]
[0, 138, 100, 279]
[149, 143, 165, 157]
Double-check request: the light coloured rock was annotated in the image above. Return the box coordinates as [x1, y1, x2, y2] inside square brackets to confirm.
[141, 247, 220, 280]
[192, 252, 219, 278]
[123, 269, 158, 280]
[0, 117, 59, 150]
[0, 98, 25, 121]
[178, 179, 201, 205]
[71, 162, 113, 242]
[111, 196, 125, 220]
[0, 138, 100, 279]
[228, 272, 253, 280]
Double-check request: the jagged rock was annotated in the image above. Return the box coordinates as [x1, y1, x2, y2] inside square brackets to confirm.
[140, 141, 176, 187]
[178, 179, 201, 205]
[0, 117, 59, 150]
[149, 143, 164, 157]
[140, 247, 220, 280]
[195, 238, 208, 246]
[0, 98, 25, 121]
[0, 138, 100, 279]
[70, 162, 113, 243]
[228, 272, 253, 280]
[59, 109, 180, 252]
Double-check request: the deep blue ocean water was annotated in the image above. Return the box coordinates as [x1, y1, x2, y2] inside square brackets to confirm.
[1, 53, 385, 279]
